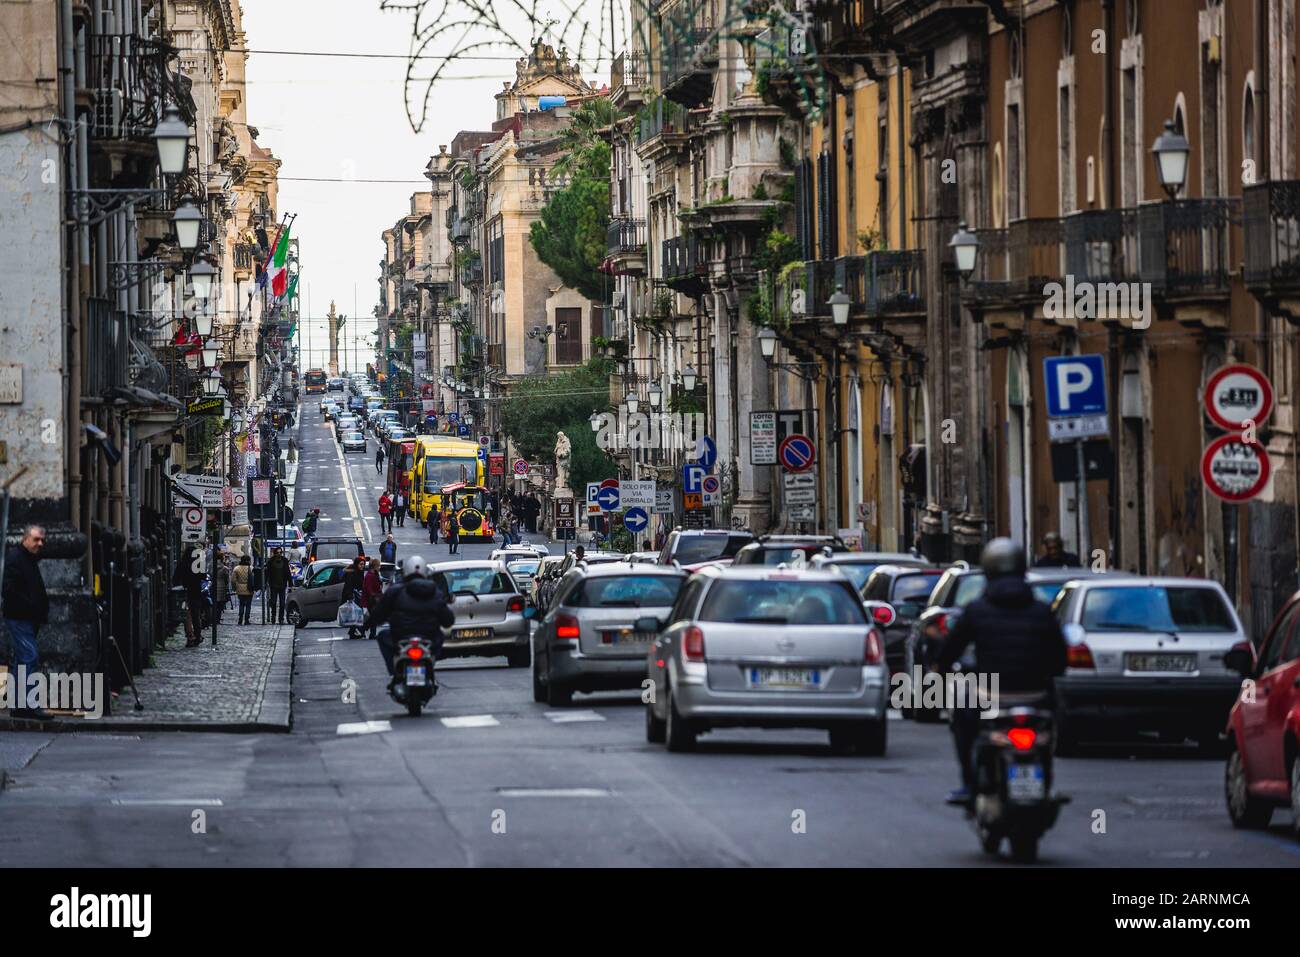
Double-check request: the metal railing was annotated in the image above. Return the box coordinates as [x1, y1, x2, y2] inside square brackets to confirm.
[612, 51, 649, 94]
[637, 98, 689, 146]
[866, 249, 926, 316]
[1137, 197, 1236, 296]
[553, 337, 589, 366]
[964, 219, 1065, 303]
[1062, 208, 1141, 285]
[1244, 180, 1300, 287]
[86, 33, 178, 139]
[84, 298, 130, 401]
[608, 217, 647, 255]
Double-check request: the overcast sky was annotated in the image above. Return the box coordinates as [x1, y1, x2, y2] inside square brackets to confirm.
[241, 0, 630, 373]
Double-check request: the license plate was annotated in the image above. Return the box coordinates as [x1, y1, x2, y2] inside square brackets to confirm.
[1007, 764, 1045, 801]
[405, 665, 426, 686]
[749, 667, 819, 689]
[454, 628, 491, 640]
[602, 629, 651, 645]
[1126, 653, 1196, 673]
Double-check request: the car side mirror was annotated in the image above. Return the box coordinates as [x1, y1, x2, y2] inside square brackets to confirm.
[634, 616, 663, 634]
[863, 601, 896, 628]
[1223, 647, 1255, 677]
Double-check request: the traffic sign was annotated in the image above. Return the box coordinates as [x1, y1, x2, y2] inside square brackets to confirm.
[181, 507, 205, 542]
[654, 489, 674, 514]
[789, 505, 816, 522]
[1044, 355, 1107, 417]
[1202, 435, 1270, 502]
[779, 434, 816, 472]
[596, 485, 621, 512]
[1204, 364, 1274, 432]
[692, 435, 717, 471]
[684, 492, 704, 510]
[479, 434, 492, 446]
[783, 472, 817, 506]
[623, 506, 649, 533]
[682, 463, 705, 493]
[701, 475, 720, 495]
[175, 473, 224, 508]
[1047, 414, 1110, 443]
[553, 497, 576, 530]
[621, 480, 655, 510]
[512, 458, 529, 476]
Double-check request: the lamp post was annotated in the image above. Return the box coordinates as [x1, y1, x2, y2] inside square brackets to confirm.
[949, 221, 978, 278]
[173, 195, 203, 251]
[648, 382, 662, 409]
[188, 257, 216, 301]
[758, 325, 777, 360]
[682, 364, 697, 391]
[828, 284, 851, 326]
[626, 390, 640, 415]
[1151, 118, 1191, 200]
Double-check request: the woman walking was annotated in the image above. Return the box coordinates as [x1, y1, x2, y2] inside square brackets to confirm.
[446, 510, 459, 555]
[340, 557, 365, 638]
[233, 555, 254, 626]
[211, 551, 231, 624]
[362, 558, 384, 640]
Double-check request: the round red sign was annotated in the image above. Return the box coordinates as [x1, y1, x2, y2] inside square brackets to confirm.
[1203, 363, 1274, 432]
[1201, 434, 1271, 503]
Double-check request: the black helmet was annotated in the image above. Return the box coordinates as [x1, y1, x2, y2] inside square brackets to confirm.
[980, 537, 1026, 579]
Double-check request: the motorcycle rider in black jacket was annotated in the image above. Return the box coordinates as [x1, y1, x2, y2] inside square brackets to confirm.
[367, 554, 455, 680]
[935, 538, 1068, 805]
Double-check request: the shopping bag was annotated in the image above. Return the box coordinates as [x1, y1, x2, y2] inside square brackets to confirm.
[337, 601, 365, 626]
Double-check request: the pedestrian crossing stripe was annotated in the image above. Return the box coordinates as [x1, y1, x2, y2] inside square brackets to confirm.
[336, 720, 391, 736]
[544, 710, 606, 723]
[439, 714, 500, 728]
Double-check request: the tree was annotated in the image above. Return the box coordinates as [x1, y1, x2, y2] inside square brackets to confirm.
[499, 358, 615, 492]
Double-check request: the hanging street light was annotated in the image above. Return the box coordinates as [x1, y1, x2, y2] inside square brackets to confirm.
[648, 381, 663, 409]
[1151, 118, 1191, 199]
[828, 284, 852, 326]
[758, 325, 778, 360]
[682, 364, 697, 391]
[949, 221, 979, 278]
[173, 195, 203, 251]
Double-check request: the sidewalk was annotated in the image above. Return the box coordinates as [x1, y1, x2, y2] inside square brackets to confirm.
[0, 616, 293, 734]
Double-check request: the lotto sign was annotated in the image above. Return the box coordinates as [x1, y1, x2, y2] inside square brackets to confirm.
[750, 411, 778, 465]
[1201, 435, 1270, 503]
[1203, 364, 1273, 432]
[778, 434, 816, 472]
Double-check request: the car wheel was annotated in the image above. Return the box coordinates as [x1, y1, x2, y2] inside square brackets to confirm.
[664, 687, 696, 752]
[645, 698, 666, 743]
[287, 604, 302, 629]
[545, 679, 571, 708]
[1224, 741, 1273, 829]
[506, 647, 529, 668]
[858, 716, 888, 756]
[531, 659, 546, 703]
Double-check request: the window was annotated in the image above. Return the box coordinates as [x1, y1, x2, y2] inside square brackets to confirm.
[554, 307, 583, 364]
[1121, 64, 1140, 206]
[669, 577, 706, 625]
[891, 572, 944, 615]
[1006, 95, 1023, 220]
[1081, 586, 1236, 633]
[436, 567, 515, 595]
[1058, 56, 1076, 214]
[699, 580, 866, 625]
[952, 573, 988, 607]
[563, 575, 685, 608]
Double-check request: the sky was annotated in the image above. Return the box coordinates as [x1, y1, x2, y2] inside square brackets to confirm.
[240, 0, 635, 374]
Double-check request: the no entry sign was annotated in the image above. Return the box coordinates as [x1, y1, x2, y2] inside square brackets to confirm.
[1204, 363, 1273, 432]
[1201, 434, 1270, 502]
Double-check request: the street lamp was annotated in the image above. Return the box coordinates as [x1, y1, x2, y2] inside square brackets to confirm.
[188, 257, 216, 301]
[682, 364, 697, 391]
[201, 346, 219, 369]
[828, 284, 852, 326]
[949, 221, 978, 278]
[648, 382, 663, 409]
[193, 312, 214, 338]
[153, 104, 192, 176]
[589, 411, 601, 432]
[758, 325, 778, 360]
[201, 372, 223, 396]
[173, 195, 202, 251]
[626, 390, 640, 414]
[1151, 118, 1191, 199]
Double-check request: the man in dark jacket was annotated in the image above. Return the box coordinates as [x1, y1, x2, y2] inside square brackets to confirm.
[378, 534, 398, 565]
[3, 525, 51, 719]
[935, 538, 1068, 804]
[174, 542, 206, 647]
[265, 547, 292, 624]
[1033, 531, 1081, 568]
[368, 555, 455, 678]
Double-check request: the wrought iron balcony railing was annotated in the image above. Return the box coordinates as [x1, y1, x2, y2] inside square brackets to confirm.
[660, 0, 718, 107]
[1136, 197, 1236, 297]
[608, 217, 647, 255]
[86, 33, 181, 140]
[637, 97, 690, 148]
[84, 298, 130, 402]
[963, 219, 1066, 304]
[612, 51, 649, 97]
[1244, 180, 1300, 291]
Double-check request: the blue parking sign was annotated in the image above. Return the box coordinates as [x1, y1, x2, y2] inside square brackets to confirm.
[682, 463, 705, 493]
[1044, 355, 1107, 418]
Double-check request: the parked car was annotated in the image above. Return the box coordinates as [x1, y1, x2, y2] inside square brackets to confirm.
[341, 430, 367, 454]
[627, 551, 660, 564]
[334, 415, 360, 440]
[305, 536, 365, 564]
[530, 555, 567, 609]
[1223, 591, 1300, 837]
[286, 559, 353, 628]
[1052, 577, 1250, 754]
[732, 535, 849, 566]
[427, 560, 530, 666]
[810, 551, 933, 594]
[502, 557, 542, 597]
[656, 528, 755, 571]
[536, 550, 625, 611]
[643, 566, 890, 754]
[532, 564, 688, 706]
[859, 564, 950, 673]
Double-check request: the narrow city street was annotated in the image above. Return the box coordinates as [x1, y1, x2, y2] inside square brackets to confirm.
[1, 407, 1296, 868]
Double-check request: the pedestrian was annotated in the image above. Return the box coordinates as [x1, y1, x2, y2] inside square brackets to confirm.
[265, 547, 291, 624]
[379, 533, 398, 565]
[428, 507, 440, 545]
[233, 555, 254, 625]
[394, 487, 407, 527]
[301, 508, 319, 540]
[288, 437, 298, 464]
[340, 557, 365, 633]
[2, 525, 51, 719]
[362, 557, 384, 639]
[1033, 531, 1081, 568]
[447, 511, 460, 555]
[509, 512, 522, 546]
[210, 550, 231, 624]
[173, 542, 205, 647]
[376, 444, 385, 474]
[378, 490, 394, 535]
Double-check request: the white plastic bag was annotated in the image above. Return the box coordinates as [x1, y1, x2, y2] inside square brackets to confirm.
[337, 601, 365, 626]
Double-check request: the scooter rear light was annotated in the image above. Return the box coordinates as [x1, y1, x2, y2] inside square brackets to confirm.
[1067, 642, 1095, 669]
[555, 614, 580, 640]
[864, 628, 884, 665]
[683, 626, 705, 662]
[407, 646, 425, 660]
[1007, 727, 1037, 750]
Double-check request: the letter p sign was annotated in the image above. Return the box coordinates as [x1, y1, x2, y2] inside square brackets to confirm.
[1044, 355, 1107, 418]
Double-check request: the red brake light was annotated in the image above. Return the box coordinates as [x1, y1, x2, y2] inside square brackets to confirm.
[555, 614, 580, 640]
[871, 605, 893, 625]
[683, 626, 705, 662]
[1007, 727, 1037, 750]
[864, 628, 884, 665]
[933, 613, 949, 636]
[407, 646, 424, 660]
[507, 595, 525, 613]
[1066, 642, 1095, 669]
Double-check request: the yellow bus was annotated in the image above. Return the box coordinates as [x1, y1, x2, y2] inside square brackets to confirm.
[410, 436, 486, 525]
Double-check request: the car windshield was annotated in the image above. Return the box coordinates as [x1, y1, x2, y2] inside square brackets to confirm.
[951, 574, 987, 607]
[344, 432, 363, 441]
[565, 575, 685, 608]
[699, 579, 866, 625]
[1031, 582, 1068, 605]
[747, 545, 834, 566]
[423, 457, 476, 491]
[435, 567, 515, 596]
[673, 534, 750, 564]
[1081, 586, 1236, 633]
[891, 573, 944, 618]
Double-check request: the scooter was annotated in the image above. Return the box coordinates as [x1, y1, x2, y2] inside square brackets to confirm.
[389, 634, 438, 716]
[963, 696, 1070, 863]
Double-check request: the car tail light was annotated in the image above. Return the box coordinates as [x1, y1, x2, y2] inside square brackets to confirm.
[406, 646, 424, 660]
[1007, 727, 1037, 750]
[555, 614, 580, 640]
[1066, 642, 1095, 669]
[507, 595, 525, 613]
[683, 626, 705, 662]
[864, 628, 884, 665]
[933, 613, 949, 636]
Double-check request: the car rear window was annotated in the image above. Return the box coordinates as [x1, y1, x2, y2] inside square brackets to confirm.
[831, 562, 884, 591]
[437, 567, 515, 596]
[1081, 586, 1236, 633]
[892, 573, 943, 604]
[952, 574, 987, 607]
[699, 580, 866, 625]
[747, 545, 833, 566]
[508, 560, 540, 575]
[673, 534, 750, 564]
[314, 542, 362, 561]
[564, 575, 684, 608]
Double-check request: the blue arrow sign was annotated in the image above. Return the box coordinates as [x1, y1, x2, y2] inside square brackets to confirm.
[596, 486, 621, 511]
[693, 434, 717, 471]
[1044, 354, 1107, 418]
[623, 506, 648, 533]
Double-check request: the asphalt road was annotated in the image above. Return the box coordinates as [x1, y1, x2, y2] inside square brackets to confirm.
[1, 402, 1296, 867]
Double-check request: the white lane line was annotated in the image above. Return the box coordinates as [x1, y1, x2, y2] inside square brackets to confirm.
[337, 720, 391, 736]
[298, 653, 331, 658]
[112, 798, 225, 806]
[316, 636, 348, 642]
[328, 425, 368, 540]
[440, 714, 500, 728]
[887, 710, 902, 721]
[545, 710, 606, 723]
[495, 788, 613, 798]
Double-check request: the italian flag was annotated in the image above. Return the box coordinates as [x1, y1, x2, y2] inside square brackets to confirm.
[268, 222, 291, 297]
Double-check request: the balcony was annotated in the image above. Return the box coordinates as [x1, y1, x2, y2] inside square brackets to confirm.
[637, 97, 690, 151]
[962, 219, 1066, 309]
[450, 216, 471, 243]
[816, 0, 877, 74]
[607, 217, 647, 271]
[1136, 198, 1236, 301]
[552, 336, 590, 367]
[486, 342, 505, 370]
[660, 1, 717, 108]
[662, 234, 708, 295]
[87, 34, 183, 140]
[83, 299, 130, 403]
[611, 51, 649, 108]
[1244, 180, 1300, 320]
[459, 257, 483, 286]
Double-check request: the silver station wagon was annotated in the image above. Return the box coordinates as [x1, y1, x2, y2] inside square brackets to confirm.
[427, 561, 531, 667]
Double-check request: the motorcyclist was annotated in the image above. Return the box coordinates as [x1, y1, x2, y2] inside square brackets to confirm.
[934, 537, 1068, 806]
[367, 554, 455, 683]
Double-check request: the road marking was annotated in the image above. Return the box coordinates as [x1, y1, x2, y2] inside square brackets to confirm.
[336, 720, 391, 736]
[112, 798, 225, 806]
[328, 425, 367, 539]
[887, 710, 902, 721]
[164, 673, 225, 679]
[298, 653, 331, 658]
[495, 787, 613, 798]
[545, 710, 606, 723]
[440, 714, 500, 728]
[316, 636, 348, 642]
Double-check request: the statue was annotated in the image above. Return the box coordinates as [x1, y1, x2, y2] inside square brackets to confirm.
[554, 430, 572, 494]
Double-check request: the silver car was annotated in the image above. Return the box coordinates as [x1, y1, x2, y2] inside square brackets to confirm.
[531, 564, 687, 707]
[1051, 576, 1249, 753]
[643, 566, 890, 754]
[286, 558, 353, 627]
[340, 430, 367, 454]
[427, 560, 530, 666]
[810, 551, 933, 594]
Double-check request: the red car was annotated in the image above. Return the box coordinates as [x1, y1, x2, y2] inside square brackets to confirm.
[1224, 592, 1300, 838]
